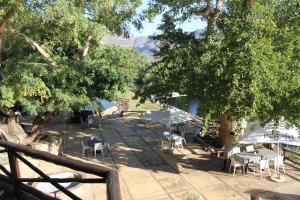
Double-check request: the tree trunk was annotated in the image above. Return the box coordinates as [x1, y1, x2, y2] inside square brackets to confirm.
[0, 108, 53, 145]
[29, 112, 53, 142]
[206, 17, 214, 38]
[0, 9, 14, 39]
[219, 112, 238, 147]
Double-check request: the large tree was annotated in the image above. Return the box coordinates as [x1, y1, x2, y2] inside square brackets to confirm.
[0, 0, 145, 145]
[139, 0, 300, 143]
[145, 0, 223, 37]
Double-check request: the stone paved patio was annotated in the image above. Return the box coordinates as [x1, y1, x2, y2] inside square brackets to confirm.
[2, 116, 299, 200]
[63, 116, 300, 200]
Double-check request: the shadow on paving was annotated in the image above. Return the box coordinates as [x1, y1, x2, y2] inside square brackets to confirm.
[106, 118, 181, 173]
[124, 118, 225, 172]
[54, 118, 177, 176]
[44, 117, 300, 179]
[119, 119, 227, 177]
[245, 189, 300, 200]
[41, 116, 300, 200]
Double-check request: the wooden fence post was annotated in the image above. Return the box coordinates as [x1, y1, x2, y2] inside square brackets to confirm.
[8, 150, 20, 179]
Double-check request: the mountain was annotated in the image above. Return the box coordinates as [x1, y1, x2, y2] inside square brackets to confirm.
[194, 29, 205, 39]
[103, 29, 204, 59]
[103, 36, 156, 59]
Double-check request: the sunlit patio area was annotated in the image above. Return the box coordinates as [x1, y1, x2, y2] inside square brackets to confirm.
[27, 115, 299, 200]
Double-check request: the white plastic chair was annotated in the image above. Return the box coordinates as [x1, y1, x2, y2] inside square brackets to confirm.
[246, 145, 255, 152]
[253, 159, 270, 180]
[163, 131, 170, 137]
[87, 115, 93, 128]
[229, 156, 245, 176]
[103, 142, 111, 151]
[81, 140, 92, 156]
[270, 156, 285, 174]
[90, 134, 100, 140]
[94, 142, 104, 157]
[172, 138, 183, 149]
[161, 139, 168, 150]
[180, 136, 187, 145]
[232, 147, 241, 154]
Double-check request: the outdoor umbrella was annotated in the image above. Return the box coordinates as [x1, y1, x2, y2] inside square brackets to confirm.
[240, 118, 300, 182]
[239, 127, 276, 145]
[85, 99, 118, 116]
[96, 99, 116, 111]
[142, 106, 195, 150]
[95, 99, 119, 116]
[142, 106, 195, 125]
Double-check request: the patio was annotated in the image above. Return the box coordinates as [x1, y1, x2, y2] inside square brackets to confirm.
[61, 116, 300, 200]
[5, 116, 299, 200]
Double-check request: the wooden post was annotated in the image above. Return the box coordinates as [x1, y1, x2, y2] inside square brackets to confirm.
[7, 150, 20, 196]
[0, 140, 122, 200]
[250, 191, 259, 200]
[8, 150, 20, 179]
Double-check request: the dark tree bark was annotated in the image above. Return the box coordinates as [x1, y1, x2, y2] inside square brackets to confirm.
[0, 8, 14, 61]
[0, 9, 14, 39]
[0, 107, 53, 145]
[30, 112, 53, 142]
[0, 107, 15, 118]
[188, 0, 223, 38]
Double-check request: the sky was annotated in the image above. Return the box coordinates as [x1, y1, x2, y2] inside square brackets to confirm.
[130, 0, 207, 37]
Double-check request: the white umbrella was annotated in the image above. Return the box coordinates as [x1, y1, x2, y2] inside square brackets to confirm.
[142, 106, 195, 150]
[142, 106, 195, 125]
[239, 127, 276, 145]
[240, 118, 300, 182]
[264, 118, 299, 140]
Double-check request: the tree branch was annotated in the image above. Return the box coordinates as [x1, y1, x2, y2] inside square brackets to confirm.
[189, 0, 211, 18]
[27, 112, 53, 144]
[243, 0, 251, 8]
[0, 60, 50, 66]
[19, 33, 56, 67]
[79, 35, 92, 60]
[0, 9, 14, 39]
[0, 107, 15, 118]
[211, 0, 222, 20]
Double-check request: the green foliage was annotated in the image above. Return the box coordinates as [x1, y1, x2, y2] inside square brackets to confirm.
[80, 45, 148, 99]
[140, 0, 300, 127]
[145, 0, 209, 22]
[184, 194, 200, 200]
[0, 1, 146, 116]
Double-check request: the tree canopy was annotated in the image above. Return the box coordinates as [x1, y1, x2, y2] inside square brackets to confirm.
[145, 0, 222, 36]
[139, 0, 300, 130]
[0, 0, 147, 144]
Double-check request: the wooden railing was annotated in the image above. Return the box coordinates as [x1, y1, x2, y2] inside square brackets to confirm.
[283, 147, 300, 163]
[0, 140, 121, 200]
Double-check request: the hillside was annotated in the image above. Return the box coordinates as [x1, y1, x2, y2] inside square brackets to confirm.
[103, 29, 204, 59]
[103, 36, 156, 59]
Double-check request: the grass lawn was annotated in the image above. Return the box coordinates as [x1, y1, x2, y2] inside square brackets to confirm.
[117, 90, 161, 113]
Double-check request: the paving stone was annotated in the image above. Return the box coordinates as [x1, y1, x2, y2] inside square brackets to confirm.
[122, 170, 154, 185]
[137, 194, 171, 200]
[170, 190, 199, 200]
[14, 117, 300, 200]
[199, 184, 245, 200]
[127, 180, 166, 199]
[157, 177, 190, 193]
